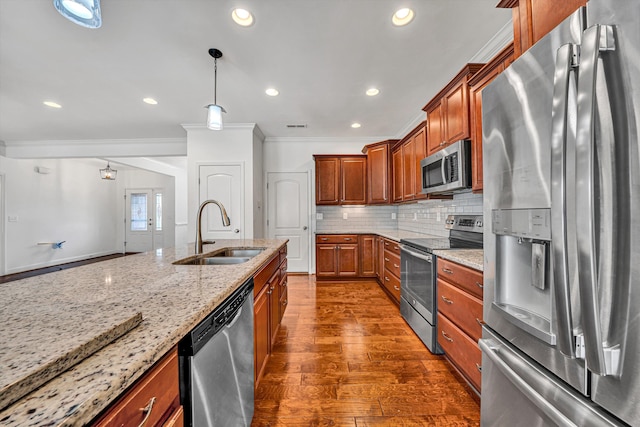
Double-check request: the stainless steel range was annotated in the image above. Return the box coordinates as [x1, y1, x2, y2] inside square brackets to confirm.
[399, 215, 483, 353]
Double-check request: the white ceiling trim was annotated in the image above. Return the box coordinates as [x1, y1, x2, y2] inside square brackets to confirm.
[263, 136, 393, 144]
[3, 138, 186, 159]
[468, 19, 514, 63]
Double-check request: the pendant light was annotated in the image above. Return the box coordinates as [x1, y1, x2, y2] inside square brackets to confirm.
[53, 0, 102, 28]
[205, 48, 226, 130]
[100, 162, 117, 180]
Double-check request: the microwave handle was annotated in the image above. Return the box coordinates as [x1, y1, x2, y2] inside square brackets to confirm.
[441, 155, 448, 183]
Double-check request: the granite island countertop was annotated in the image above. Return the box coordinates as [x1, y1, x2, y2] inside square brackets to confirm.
[0, 239, 287, 427]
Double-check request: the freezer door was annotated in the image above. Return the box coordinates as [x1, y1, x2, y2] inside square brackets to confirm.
[480, 327, 624, 427]
[577, 0, 640, 423]
[482, 7, 588, 394]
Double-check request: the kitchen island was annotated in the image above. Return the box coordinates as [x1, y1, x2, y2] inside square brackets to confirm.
[0, 239, 287, 427]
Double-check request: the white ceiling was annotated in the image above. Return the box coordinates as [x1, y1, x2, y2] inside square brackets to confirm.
[0, 0, 511, 143]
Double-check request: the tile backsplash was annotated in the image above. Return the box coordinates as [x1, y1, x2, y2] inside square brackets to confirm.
[315, 192, 483, 237]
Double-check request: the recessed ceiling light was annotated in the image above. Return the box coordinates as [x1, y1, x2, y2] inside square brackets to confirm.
[143, 97, 158, 105]
[232, 8, 254, 26]
[366, 88, 380, 96]
[351, 123, 361, 129]
[392, 8, 415, 26]
[43, 101, 62, 108]
[265, 88, 279, 96]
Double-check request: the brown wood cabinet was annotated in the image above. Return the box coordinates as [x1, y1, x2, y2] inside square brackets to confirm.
[93, 347, 182, 427]
[314, 155, 367, 205]
[436, 257, 484, 393]
[254, 246, 288, 387]
[358, 235, 376, 277]
[392, 148, 403, 203]
[469, 43, 515, 192]
[497, 0, 586, 58]
[379, 237, 401, 305]
[362, 140, 397, 204]
[392, 122, 428, 203]
[315, 234, 359, 279]
[423, 64, 484, 156]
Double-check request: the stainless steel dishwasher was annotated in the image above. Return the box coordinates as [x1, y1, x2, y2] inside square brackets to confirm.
[179, 278, 254, 427]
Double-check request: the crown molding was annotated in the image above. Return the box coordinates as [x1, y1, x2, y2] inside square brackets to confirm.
[468, 20, 514, 63]
[263, 136, 392, 144]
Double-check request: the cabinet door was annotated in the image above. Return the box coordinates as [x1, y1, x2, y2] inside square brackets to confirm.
[359, 235, 376, 277]
[268, 272, 280, 346]
[392, 148, 404, 202]
[426, 103, 444, 155]
[414, 127, 427, 200]
[443, 79, 470, 143]
[340, 157, 367, 204]
[254, 285, 269, 385]
[316, 244, 338, 277]
[315, 157, 340, 205]
[337, 244, 359, 277]
[367, 144, 390, 204]
[402, 138, 416, 200]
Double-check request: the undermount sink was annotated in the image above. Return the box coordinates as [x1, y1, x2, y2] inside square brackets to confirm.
[173, 247, 266, 266]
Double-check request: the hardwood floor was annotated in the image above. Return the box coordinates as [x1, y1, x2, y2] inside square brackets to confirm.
[252, 275, 480, 426]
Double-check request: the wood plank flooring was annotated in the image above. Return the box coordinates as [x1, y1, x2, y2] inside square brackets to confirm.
[252, 275, 480, 426]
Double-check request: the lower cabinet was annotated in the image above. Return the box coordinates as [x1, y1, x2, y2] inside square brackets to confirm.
[93, 347, 182, 427]
[315, 235, 359, 278]
[436, 257, 484, 393]
[254, 245, 288, 387]
[380, 237, 401, 304]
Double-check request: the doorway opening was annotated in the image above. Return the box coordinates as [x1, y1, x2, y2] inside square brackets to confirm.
[125, 188, 164, 253]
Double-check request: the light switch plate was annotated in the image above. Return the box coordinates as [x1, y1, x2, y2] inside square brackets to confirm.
[316, 213, 323, 220]
[8, 216, 18, 222]
[343, 212, 348, 220]
[391, 213, 397, 220]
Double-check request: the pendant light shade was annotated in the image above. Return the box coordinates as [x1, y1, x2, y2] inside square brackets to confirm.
[100, 162, 117, 180]
[53, 0, 102, 28]
[205, 48, 226, 130]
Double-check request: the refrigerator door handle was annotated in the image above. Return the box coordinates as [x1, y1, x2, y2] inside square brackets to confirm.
[575, 24, 620, 377]
[550, 43, 578, 359]
[479, 338, 574, 426]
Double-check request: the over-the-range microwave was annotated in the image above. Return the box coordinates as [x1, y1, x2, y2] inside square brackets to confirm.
[420, 139, 471, 195]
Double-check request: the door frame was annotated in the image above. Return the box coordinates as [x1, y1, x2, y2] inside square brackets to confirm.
[124, 187, 165, 253]
[264, 170, 312, 273]
[0, 174, 4, 275]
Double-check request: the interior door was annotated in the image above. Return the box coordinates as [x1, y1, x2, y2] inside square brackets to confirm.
[199, 164, 243, 240]
[266, 172, 309, 272]
[125, 189, 164, 252]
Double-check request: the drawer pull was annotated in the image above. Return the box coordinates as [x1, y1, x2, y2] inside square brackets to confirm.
[441, 331, 454, 342]
[385, 277, 390, 282]
[476, 363, 482, 372]
[393, 285, 400, 291]
[476, 318, 483, 326]
[441, 268, 454, 274]
[393, 245, 399, 251]
[321, 237, 328, 241]
[385, 242, 390, 246]
[385, 257, 390, 262]
[138, 397, 156, 427]
[283, 299, 288, 306]
[393, 263, 399, 268]
[441, 296, 453, 304]
[344, 238, 352, 241]
[476, 282, 484, 289]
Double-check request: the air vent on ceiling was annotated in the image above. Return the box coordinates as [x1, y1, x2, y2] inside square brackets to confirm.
[286, 124, 308, 128]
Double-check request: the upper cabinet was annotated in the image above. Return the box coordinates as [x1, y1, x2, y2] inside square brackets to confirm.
[423, 64, 485, 156]
[391, 122, 428, 203]
[314, 155, 367, 205]
[497, 0, 586, 58]
[469, 43, 515, 192]
[362, 140, 397, 205]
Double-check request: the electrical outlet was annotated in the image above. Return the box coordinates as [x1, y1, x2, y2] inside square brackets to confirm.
[413, 212, 418, 221]
[343, 212, 348, 220]
[437, 212, 441, 221]
[391, 212, 397, 220]
[8, 216, 18, 222]
[316, 213, 323, 220]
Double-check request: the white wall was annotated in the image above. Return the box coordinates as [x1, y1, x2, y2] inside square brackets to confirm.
[0, 157, 119, 274]
[115, 168, 176, 251]
[185, 124, 261, 241]
[252, 128, 265, 238]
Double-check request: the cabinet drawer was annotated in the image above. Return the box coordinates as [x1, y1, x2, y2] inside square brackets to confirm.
[382, 270, 401, 302]
[438, 258, 483, 298]
[316, 234, 358, 244]
[381, 238, 401, 256]
[383, 250, 401, 278]
[254, 254, 280, 297]
[94, 348, 180, 427]
[437, 313, 482, 392]
[437, 279, 483, 342]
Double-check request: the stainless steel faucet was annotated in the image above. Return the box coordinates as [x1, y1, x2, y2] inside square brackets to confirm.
[195, 199, 231, 254]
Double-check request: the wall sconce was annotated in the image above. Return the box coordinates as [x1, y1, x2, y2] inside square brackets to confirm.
[100, 162, 117, 180]
[205, 48, 226, 130]
[53, 0, 102, 28]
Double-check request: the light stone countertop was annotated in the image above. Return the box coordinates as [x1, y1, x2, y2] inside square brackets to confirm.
[315, 230, 442, 242]
[433, 249, 484, 271]
[0, 239, 287, 427]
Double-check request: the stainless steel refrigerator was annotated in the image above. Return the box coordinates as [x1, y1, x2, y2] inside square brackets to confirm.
[482, 0, 639, 425]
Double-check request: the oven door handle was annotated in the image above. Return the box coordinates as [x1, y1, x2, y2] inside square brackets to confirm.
[399, 244, 432, 262]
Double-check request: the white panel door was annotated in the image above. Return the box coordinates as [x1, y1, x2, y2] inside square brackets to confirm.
[266, 172, 309, 272]
[125, 189, 164, 252]
[199, 164, 243, 240]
